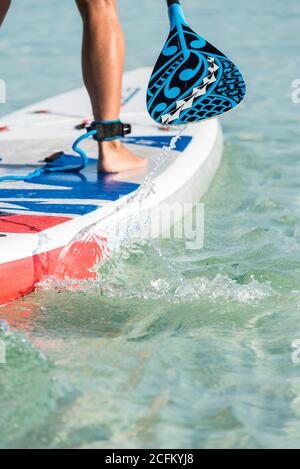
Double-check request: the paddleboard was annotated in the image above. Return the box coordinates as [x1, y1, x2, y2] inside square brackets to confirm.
[0, 68, 223, 306]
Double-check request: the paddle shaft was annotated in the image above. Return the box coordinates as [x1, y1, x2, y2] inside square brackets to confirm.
[167, 0, 181, 5]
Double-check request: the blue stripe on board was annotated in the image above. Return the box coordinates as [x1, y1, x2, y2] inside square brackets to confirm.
[0, 135, 191, 216]
[0, 202, 99, 216]
[123, 135, 192, 152]
[0, 160, 139, 216]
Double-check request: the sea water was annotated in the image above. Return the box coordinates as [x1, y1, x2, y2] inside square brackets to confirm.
[1, 0, 300, 449]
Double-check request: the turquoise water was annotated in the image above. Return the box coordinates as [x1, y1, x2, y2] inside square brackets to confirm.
[1, 0, 300, 449]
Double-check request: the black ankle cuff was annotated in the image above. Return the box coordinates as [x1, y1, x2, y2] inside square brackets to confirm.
[88, 120, 132, 142]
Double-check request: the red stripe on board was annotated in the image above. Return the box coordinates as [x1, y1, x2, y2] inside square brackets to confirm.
[0, 236, 106, 305]
[0, 214, 70, 234]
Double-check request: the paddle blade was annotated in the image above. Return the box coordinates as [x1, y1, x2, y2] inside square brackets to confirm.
[147, 7, 246, 125]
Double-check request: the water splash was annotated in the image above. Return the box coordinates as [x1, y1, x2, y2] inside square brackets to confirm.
[38, 236, 274, 306]
[43, 127, 187, 287]
[133, 126, 187, 203]
[34, 126, 273, 306]
[174, 274, 274, 304]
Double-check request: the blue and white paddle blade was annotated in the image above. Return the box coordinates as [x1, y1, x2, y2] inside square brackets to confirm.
[147, 3, 246, 126]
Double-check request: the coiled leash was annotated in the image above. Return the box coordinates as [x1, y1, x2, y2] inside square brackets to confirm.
[0, 119, 132, 182]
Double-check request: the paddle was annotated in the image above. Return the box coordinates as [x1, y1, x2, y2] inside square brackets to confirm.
[147, 0, 246, 125]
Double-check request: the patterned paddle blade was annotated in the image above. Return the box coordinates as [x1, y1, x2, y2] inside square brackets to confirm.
[147, 2, 246, 125]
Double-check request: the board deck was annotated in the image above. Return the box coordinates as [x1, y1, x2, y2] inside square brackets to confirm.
[0, 68, 223, 306]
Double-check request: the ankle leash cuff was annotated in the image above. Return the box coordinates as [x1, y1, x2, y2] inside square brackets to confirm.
[88, 120, 132, 142]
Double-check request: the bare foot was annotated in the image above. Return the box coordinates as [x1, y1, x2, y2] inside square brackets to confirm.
[98, 140, 147, 173]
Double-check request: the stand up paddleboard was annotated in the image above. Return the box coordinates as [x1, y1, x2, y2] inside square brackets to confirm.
[0, 68, 223, 306]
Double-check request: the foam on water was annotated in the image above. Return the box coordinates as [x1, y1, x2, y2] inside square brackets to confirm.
[38, 236, 274, 307]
